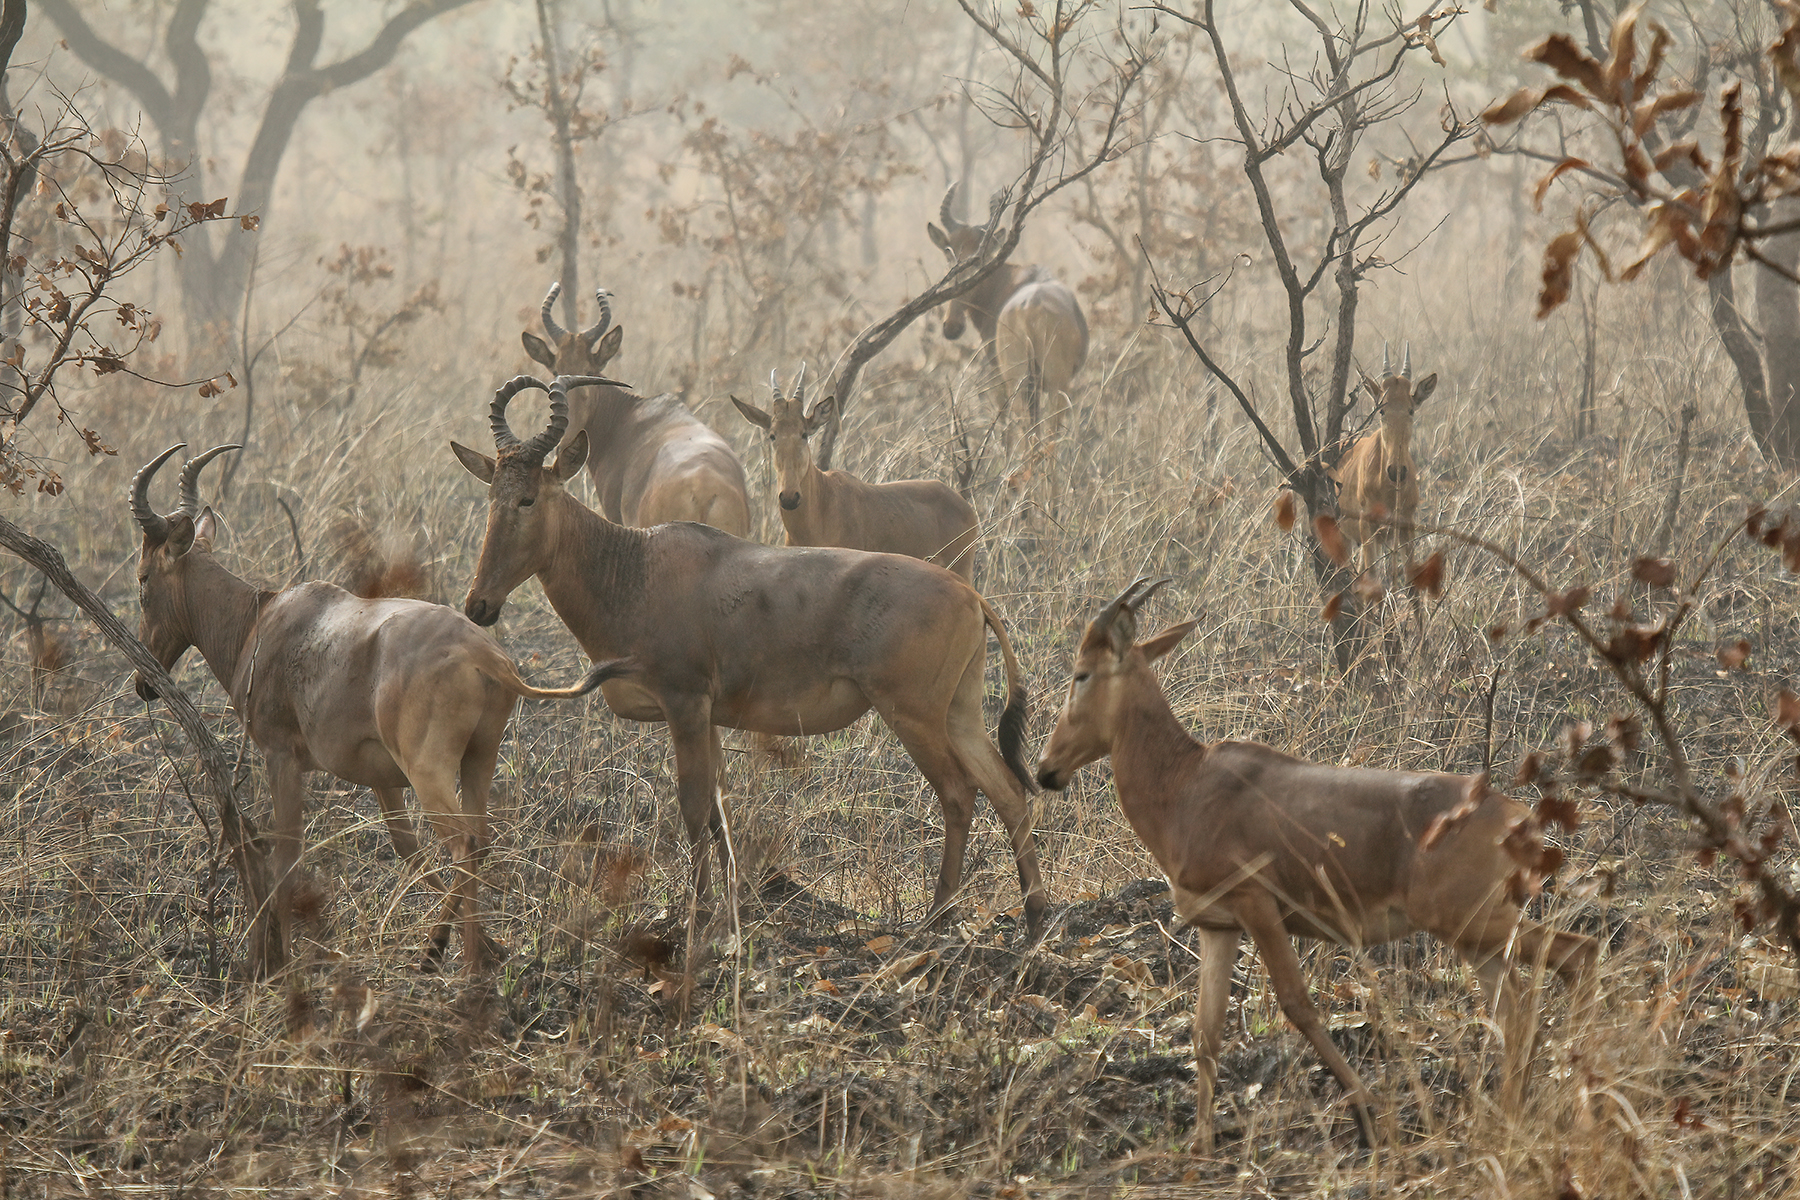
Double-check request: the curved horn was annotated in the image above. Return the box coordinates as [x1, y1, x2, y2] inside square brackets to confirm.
[1402, 342, 1412, 380]
[769, 369, 782, 400]
[130, 443, 185, 540]
[792, 362, 807, 408]
[176, 444, 242, 517]
[1382, 342, 1391, 376]
[983, 187, 1008, 233]
[489, 374, 550, 453]
[520, 376, 574, 462]
[581, 287, 613, 347]
[939, 182, 965, 232]
[540, 282, 567, 344]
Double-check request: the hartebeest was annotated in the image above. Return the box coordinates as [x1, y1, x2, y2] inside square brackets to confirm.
[927, 183, 1088, 445]
[131, 444, 632, 974]
[522, 282, 752, 536]
[730, 368, 978, 581]
[1333, 345, 1438, 561]
[450, 375, 1047, 936]
[1037, 580, 1596, 1150]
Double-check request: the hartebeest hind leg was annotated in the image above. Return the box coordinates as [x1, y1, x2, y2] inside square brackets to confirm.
[371, 786, 424, 864]
[1450, 916, 1598, 1116]
[944, 665, 1046, 935]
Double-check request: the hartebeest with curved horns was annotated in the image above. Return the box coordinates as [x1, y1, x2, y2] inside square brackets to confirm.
[927, 183, 1088, 445]
[131, 444, 633, 975]
[1332, 344, 1438, 562]
[731, 366, 978, 581]
[1037, 580, 1596, 1149]
[521, 281, 751, 537]
[450, 375, 1047, 936]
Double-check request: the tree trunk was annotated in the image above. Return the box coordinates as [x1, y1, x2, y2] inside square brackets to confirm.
[536, 0, 582, 328]
[1755, 198, 1800, 473]
[1710, 264, 1775, 465]
[0, 516, 280, 976]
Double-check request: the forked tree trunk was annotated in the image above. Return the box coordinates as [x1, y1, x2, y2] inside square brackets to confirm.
[1754, 202, 1800, 473]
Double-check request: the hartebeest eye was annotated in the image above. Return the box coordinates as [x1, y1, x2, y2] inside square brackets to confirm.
[1072, 671, 1091, 685]
[519, 497, 535, 508]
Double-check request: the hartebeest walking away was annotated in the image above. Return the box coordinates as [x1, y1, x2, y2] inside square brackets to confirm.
[927, 183, 1088, 445]
[131, 444, 632, 974]
[731, 368, 979, 580]
[1036, 579, 1596, 1149]
[522, 281, 752, 536]
[450, 375, 1047, 936]
[1332, 344, 1438, 561]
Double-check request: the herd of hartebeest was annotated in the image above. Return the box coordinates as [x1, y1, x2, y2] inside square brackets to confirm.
[119, 189, 1591, 1152]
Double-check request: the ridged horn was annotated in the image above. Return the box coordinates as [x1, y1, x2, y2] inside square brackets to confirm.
[939, 182, 965, 233]
[176, 445, 241, 517]
[582, 288, 613, 348]
[1382, 342, 1391, 376]
[770, 369, 781, 400]
[540, 282, 567, 345]
[130, 443, 185, 541]
[522, 377, 572, 462]
[490, 375, 548, 453]
[792, 362, 807, 409]
[1402, 342, 1412, 380]
[1094, 576, 1176, 642]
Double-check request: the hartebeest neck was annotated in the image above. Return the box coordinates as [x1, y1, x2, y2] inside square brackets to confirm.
[178, 555, 274, 699]
[535, 490, 652, 658]
[959, 263, 1035, 345]
[1108, 665, 1208, 867]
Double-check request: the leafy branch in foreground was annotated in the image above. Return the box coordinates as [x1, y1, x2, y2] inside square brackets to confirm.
[1299, 505, 1800, 958]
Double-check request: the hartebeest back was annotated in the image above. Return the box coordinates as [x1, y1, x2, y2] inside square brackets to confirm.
[522, 282, 752, 536]
[1037, 580, 1596, 1149]
[1332, 344, 1438, 560]
[451, 375, 1047, 937]
[927, 183, 1088, 444]
[731, 368, 978, 580]
[131, 444, 632, 975]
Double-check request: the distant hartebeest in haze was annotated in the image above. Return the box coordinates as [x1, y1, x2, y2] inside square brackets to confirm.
[522, 282, 751, 537]
[927, 183, 1089, 447]
[451, 375, 1047, 939]
[131, 444, 632, 974]
[1332, 344, 1438, 563]
[731, 367, 979, 581]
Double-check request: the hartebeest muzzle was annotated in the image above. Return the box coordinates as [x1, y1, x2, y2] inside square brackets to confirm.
[1387, 464, 1408, 484]
[779, 490, 801, 511]
[465, 596, 503, 627]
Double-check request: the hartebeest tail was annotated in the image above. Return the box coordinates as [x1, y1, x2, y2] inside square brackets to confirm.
[1037, 579, 1596, 1150]
[452, 374, 1048, 938]
[521, 281, 752, 537]
[131, 442, 634, 977]
[731, 366, 980, 580]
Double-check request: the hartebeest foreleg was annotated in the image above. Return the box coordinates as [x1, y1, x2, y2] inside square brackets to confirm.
[1191, 928, 1238, 1152]
[666, 699, 731, 902]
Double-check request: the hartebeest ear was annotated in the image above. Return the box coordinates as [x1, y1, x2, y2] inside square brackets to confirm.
[731, 396, 772, 430]
[591, 325, 625, 368]
[1411, 373, 1439, 406]
[450, 440, 496, 484]
[803, 395, 836, 439]
[192, 506, 218, 551]
[521, 331, 557, 369]
[554, 429, 589, 481]
[1358, 372, 1380, 404]
[1138, 620, 1197, 662]
[927, 222, 951, 253]
[165, 511, 197, 557]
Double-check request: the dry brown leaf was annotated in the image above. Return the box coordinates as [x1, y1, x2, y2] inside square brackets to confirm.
[1539, 229, 1584, 317]
[1321, 591, 1344, 623]
[1274, 490, 1296, 531]
[1314, 512, 1349, 567]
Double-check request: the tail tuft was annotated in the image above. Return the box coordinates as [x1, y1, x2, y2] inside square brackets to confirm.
[574, 657, 638, 696]
[998, 681, 1034, 792]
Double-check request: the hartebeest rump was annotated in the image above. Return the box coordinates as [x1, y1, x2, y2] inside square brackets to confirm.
[522, 282, 751, 536]
[1332, 345, 1438, 561]
[1036, 580, 1596, 1149]
[927, 183, 1088, 444]
[731, 369, 978, 580]
[131, 444, 632, 974]
[450, 375, 1047, 936]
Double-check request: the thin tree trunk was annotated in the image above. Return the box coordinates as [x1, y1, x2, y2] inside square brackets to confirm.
[1755, 198, 1800, 473]
[536, 0, 581, 327]
[0, 516, 280, 975]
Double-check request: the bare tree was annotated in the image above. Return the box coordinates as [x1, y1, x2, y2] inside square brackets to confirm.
[816, 0, 1152, 470]
[1144, 0, 1472, 671]
[38, 0, 482, 338]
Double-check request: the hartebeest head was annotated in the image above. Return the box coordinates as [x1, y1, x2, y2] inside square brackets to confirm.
[1356, 344, 1438, 487]
[730, 367, 834, 512]
[452, 374, 627, 626]
[1036, 578, 1197, 791]
[130, 442, 242, 701]
[521, 282, 625, 375]
[926, 182, 1009, 342]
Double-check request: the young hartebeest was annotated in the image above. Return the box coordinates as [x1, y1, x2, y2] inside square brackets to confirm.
[450, 375, 1047, 937]
[130, 444, 632, 975]
[521, 282, 752, 537]
[927, 183, 1088, 446]
[730, 368, 978, 581]
[1036, 580, 1596, 1150]
[1332, 344, 1438, 561]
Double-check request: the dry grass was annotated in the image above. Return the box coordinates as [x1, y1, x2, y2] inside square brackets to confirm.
[0, 248, 1796, 1198]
